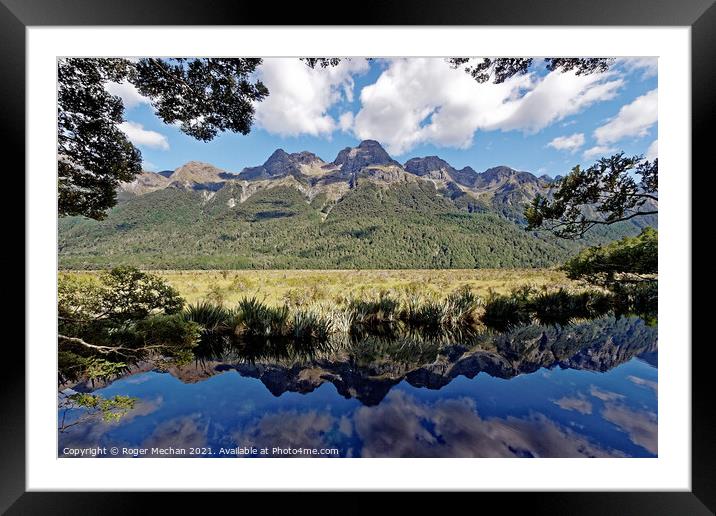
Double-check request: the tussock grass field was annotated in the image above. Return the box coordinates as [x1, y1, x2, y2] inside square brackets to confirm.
[60, 268, 582, 307]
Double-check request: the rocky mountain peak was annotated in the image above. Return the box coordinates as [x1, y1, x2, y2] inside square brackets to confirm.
[239, 149, 326, 180]
[482, 166, 518, 180]
[357, 139, 383, 149]
[169, 161, 228, 185]
[476, 166, 539, 187]
[263, 149, 294, 175]
[404, 156, 454, 176]
[265, 148, 290, 162]
[289, 151, 323, 165]
[117, 171, 171, 200]
[332, 140, 401, 173]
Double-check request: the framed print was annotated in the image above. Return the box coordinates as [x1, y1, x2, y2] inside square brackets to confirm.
[5, 0, 713, 511]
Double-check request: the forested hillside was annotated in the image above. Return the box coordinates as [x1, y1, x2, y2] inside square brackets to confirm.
[58, 141, 655, 270]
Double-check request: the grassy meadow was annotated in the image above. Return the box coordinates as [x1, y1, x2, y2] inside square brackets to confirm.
[60, 268, 584, 307]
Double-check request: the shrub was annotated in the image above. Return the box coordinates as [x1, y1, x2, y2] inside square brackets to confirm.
[611, 281, 658, 322]
[58, 266, 185, 330]
[399, 295, 430, 325]
[133, 313, 202, 350]
[325, 306, 355, 334]
[291, 308, 333, 342]
[349, 294, 400, 325]
[184, 301, 233, 333]
[442, 286, 481, 327]
[482, 294, 531, 331]
[563, 227, 657, 288]
[97, 266, 184, 321]
[234, 297, 289, 336]
[403, 298, 446, 328]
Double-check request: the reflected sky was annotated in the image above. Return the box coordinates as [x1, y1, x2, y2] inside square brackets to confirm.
[58, 316, 657, 458]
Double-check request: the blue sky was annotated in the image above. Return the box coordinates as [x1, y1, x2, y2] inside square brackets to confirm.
[109, 57, 657, 178]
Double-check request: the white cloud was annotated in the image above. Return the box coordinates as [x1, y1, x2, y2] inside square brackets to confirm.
[619, 57, 658, 78]
[142, 159, 158, 172]
[351, 58, 623, 155]
[547, 133, 585, 152]
[105, 80, 150, 109]
[118, 121, 169, 150]
[583, 145, 617, 160]
[338, 112, 354, 132]
[594, 89, 658, 145]
[253, 58, 369, 137]
[645, 139, 658, 161]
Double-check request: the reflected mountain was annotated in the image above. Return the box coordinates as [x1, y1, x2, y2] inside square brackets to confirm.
[67, 315, 657, 407]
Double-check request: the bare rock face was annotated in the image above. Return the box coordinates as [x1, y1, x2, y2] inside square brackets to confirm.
[290, 151, 323, 166]
[474, 166, 539, 189]
[448, 166, 480, 187]
[118, 171, 171, 199]
[404, 156, 453, 177]
[404, 156, 480, 186]
[356, 166, 409, 183]
[168, 161, 230, 188]
[332, 140, 401, 174]
[239, 149, 326, 180]
[256, 149, 296, 178]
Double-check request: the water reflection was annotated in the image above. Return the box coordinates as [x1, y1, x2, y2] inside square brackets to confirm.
[59, 315, 658, 458]
[353, 391, 626, 458]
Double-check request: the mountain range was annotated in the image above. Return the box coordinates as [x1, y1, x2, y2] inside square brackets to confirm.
[59, 140, 655, 269]
[65, 316, 657, 407]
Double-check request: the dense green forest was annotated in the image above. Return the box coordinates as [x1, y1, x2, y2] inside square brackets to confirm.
[58, 180, 648, 270]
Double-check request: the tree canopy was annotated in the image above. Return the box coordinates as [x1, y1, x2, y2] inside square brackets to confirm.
[562, 227, 657, 287]
[524, 153, 658, 239]
[303, 57, 615, 85]
[58, 59, 142, 220]
[58, 58, 267, 220]
[60, 57, 615, 220]
[58, 267, 198, 383]
[131, 58, 268, 141]
[447, 57, 613, 84]
[58, 266, 184, 326]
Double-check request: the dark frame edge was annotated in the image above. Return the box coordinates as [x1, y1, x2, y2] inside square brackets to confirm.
[0, 0, 26, 514]
[691, 1, 716, 513]
[1, 0, 715, 26]
[6, 0, 713, 512]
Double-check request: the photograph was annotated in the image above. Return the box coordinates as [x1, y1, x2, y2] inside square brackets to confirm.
[56, 56, 659, 459]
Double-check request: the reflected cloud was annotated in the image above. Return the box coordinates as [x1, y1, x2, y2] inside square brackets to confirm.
[57, 315, 658, 458]
[553, 394, 592, 415]
[589, 386, 625, 402]
[58, 396, 163, 455]
[601, 403, 657, 455]
[338, 415, 353, 436]
[626, 375, 658, 393]
[123, 374, 154, 385]
[232, 410, 336, 456]
[354, 391, 625, 458]
[142, 414, 208, 454]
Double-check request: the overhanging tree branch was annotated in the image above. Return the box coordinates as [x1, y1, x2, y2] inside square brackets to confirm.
[524, 153, 658, 239]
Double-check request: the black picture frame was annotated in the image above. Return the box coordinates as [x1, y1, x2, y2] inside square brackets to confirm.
[4, 0, 712, 512]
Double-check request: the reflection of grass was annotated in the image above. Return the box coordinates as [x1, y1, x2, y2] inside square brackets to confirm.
[482, 286, 623, 331]
[60, 268, 581, 307]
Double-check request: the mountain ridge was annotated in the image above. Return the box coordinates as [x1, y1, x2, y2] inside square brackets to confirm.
[61, 140, 656, 270]
[122, 140, 551, 221]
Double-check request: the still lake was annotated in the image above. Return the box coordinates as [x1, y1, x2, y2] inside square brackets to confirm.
[58, 315, 657, 458]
